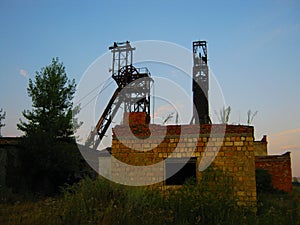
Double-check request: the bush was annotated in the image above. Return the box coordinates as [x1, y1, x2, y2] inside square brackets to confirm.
[256, 168, 274, 193]
[5, 137, 96, 197]
[51, 168, 251, 225]
[2, 176, 300, 225]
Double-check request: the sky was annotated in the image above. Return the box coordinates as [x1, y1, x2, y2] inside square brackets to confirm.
[0, 0, 299, 175]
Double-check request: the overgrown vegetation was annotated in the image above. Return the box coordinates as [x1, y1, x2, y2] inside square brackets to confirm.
[215, 106, 231, 124]
[6, 140, 93, 196]
[255, 168, 274, 194]
[1, 59, 299, 224]
[247, 109, 258, 125]
[1, 174, 299, 225]
[0, 174, 239, 225]
[5, 58, 90, 196]
[256, 189, 300, 225]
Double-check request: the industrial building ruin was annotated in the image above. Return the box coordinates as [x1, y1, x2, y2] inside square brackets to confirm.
[79, 40, 293, 206]
[0, 40, 292, 207]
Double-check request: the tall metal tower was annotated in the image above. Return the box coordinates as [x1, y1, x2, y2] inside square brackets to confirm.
[85, 41, 152, 149]
[109, 41, 135, 83]
[191, 40, 211, 124]
[110, 41, 152, 121]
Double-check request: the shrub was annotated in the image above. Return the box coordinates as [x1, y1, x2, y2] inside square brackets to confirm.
[2, 176, 300, 225]
[256, 168, 274, 193]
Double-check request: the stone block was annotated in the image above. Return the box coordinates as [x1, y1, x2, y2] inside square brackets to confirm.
[224, 142, 233, 146]
[234, 141, 244, 146]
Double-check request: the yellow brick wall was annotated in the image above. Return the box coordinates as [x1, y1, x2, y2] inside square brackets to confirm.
[111, 124, 257, 206]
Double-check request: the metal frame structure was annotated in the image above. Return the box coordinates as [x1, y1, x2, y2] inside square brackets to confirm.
[85, 41, 152, 149]
[113, 65, 152, 119]
[191, 40, 211, 124]
[109, 41, 135, 82]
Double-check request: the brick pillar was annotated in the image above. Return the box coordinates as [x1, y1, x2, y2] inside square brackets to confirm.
[123, 112, 149, 126]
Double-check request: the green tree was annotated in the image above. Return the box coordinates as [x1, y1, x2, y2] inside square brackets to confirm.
[18, 58, 81, 138]
[16, 58, 84, 195]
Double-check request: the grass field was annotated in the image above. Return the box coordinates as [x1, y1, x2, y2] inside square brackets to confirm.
[1, 178, 300, 225]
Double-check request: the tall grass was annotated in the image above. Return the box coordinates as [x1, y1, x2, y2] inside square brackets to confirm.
[52, 176, 246, 225]
[256, 189, 300, 225]
[1, 178, 300, 225]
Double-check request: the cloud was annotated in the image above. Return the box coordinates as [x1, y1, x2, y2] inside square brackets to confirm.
[280, 144, 300, 151]
[269, 128, 300, 154]
[154, 104, 183, 118]
[154, 105, 174, 118]
[268, 128, 300, 177]
[271, 128, 300, 137]
[19, 69, 29, 79]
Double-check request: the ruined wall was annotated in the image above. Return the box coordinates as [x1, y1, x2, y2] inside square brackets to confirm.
[111, 121, 257, 206]
[254, 135, 268, 156]
[255, 152, 292, 192]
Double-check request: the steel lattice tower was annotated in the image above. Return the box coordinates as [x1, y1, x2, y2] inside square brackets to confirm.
[191, 40, 211, 124]
[85, 41, 152, 149]
[110, 41, 152, 122]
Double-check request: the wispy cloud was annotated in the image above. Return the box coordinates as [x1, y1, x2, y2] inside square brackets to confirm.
[154, 105, 174, 118]
[269, 128, 300, 154]
[280, 144, 300, 151]
[271, 128, 300, 137]
[19, 69, 29, 79]
[269, 128, 300, 176]
[154, 104, 183, 118]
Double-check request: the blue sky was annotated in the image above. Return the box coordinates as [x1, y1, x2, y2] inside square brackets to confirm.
[0, 0, 299, 175]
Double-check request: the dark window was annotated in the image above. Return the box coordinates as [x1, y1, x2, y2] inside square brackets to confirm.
[165, 157, 197, 185]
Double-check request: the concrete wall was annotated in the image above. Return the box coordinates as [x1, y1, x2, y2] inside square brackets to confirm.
[111, 123, 257, 206]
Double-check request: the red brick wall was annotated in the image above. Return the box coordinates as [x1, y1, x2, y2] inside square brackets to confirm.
[255, 152, 292, 192]
[123, 112, 149, 126]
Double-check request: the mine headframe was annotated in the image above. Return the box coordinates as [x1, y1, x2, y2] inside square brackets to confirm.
[85, 41, 152, 150]
[191, 40, 211, 125]
[112, 65, 152, 120]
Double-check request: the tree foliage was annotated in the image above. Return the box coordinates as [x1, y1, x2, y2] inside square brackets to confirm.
[16, 58, 85, 195]
[17, 57, 81, 139]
